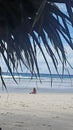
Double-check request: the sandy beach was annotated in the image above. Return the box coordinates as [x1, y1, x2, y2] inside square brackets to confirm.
[0, 93, 73, 130]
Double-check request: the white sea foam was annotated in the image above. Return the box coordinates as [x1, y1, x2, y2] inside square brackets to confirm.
[0, 77, 73, 93]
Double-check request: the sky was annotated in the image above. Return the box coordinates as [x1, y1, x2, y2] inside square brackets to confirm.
[0, 43, 73, 74]
[0, 3, 73, 74]
[37, 44, 73, 74]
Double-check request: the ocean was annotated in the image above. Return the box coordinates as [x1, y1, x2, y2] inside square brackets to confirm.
[0, 72, 73, 93]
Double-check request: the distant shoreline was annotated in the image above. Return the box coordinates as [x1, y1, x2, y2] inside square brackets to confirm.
[2, 72, 73, 78]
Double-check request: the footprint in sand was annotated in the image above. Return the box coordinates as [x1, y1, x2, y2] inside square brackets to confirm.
[62, 107, 67, 109]
[48, 124, 52, 127]
[15, 121, 24, 127]
[16, 121, 24, 124]
[52, 116, 59, 119]
[42, 124, 52, 127]
[15, 124, 23, 127]
[69, 106, 73, 109]
[21, 104, 29, 108]
[2, 123, 6, 125]
[0, 113, 4, 115]
[42, 124, 46, 126]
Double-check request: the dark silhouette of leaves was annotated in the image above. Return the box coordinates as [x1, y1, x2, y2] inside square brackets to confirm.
[0, 0, 73, 88]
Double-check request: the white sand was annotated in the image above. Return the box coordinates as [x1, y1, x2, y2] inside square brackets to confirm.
[0, 93, 73, 130]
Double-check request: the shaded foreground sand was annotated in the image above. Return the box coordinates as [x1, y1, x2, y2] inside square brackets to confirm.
[0, 93, 73, 130]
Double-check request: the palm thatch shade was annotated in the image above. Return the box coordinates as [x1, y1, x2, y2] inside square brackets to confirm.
[0, 0, 73, 87]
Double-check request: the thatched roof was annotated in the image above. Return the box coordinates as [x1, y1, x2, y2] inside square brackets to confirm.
[0, 0, 73, 87]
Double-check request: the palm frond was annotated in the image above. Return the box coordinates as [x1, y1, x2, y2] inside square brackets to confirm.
[0, 0, 73, 88]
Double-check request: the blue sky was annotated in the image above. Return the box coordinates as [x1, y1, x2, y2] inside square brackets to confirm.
[0, 3, 73, 74]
